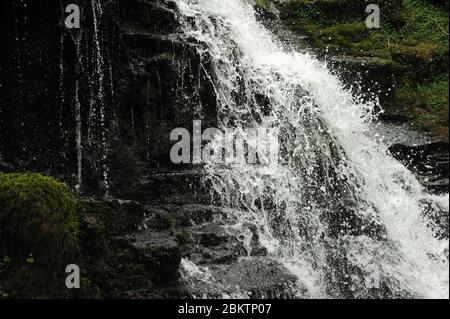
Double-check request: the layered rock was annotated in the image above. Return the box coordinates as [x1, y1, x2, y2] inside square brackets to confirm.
[77, 197, 301, 298]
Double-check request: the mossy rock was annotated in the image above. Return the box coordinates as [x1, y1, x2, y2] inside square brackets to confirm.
[314, 22, 369, 48]
[254, 0, 269, 10]
[0, 173, 80, 298]
[282, 0, 405, 28]
[393, 76, 449, 137]
[389, 43, 448, 80]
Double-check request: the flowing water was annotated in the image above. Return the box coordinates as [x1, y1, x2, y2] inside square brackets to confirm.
[173, 0, 449, 299]
[74, 35, 83, 194]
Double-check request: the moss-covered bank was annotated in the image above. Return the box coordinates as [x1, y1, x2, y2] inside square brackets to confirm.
[280, 0, 449, 139]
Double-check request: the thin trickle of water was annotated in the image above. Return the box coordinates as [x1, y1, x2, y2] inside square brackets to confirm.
[88, 0, 104, 140]
[74, 36, 82, 195]
[59, 33, 65, 130]
[174, 0, 449, 299]
[74, 80, 82, 194]
[58, 0, 66, 133]
[88, 0, 103, 135]
[130, 107, 135, 134]
[88, 0, 110, 193]
[155, 70, 163, 120]
[108, 62, 118, 128]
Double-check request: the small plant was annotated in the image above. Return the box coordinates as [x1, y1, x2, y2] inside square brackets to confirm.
[0, 256, 11, 298]
[26, 255, 35, 265]
[1, 256, 11, 267]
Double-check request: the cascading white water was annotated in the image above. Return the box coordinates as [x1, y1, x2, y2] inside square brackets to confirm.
[174, 0, 449, 298]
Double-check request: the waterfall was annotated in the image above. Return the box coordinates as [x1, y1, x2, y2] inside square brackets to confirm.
[174, 0, 449, 298]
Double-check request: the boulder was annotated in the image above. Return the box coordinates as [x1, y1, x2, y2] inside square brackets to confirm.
[389, 142, 449, 194]
[0, 173, 80, 298]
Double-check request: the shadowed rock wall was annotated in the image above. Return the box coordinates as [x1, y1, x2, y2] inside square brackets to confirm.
[0, 0, 217, 197]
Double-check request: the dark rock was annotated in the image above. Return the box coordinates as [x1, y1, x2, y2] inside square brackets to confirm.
[123, 230, 182, 285]
[389, 142, 449, 194]
[135, 170, 210, 204]
[254, 1, 279, 21]
[377, 113, 412, 124]
[419, 198, 449, 240]
[429, 0, 449, 9]
[79, 198, 146, 236]
[141, 204, 225, 230]
[78, 198, 185, 298]
[0, 160, 16, 173]
[76, 197, 282, 298]
[0, 0, 218, 197]
[327, 55, 398, 107]
[188, 223, 248, 264]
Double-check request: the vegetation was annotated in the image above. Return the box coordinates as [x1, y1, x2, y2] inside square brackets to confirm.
[283, 0, 449, 138]
[0, 173, 80, 298]
[397, 76, 449, 132]
[255, 0, 270, 8]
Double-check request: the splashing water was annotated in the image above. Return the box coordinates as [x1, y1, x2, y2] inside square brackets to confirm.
[174, 0, 449, 298]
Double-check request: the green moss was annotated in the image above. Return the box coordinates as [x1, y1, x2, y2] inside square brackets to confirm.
[402, 0, 449, 44]
[395, 77, 449, 135]
[285, 0, 405, 27]
[0, 173, 80, 298]
[254, 0, 269, 9]
[397, 77, 448, 109]
[290, 1, 448, 51]
[317, 22, 369, 48]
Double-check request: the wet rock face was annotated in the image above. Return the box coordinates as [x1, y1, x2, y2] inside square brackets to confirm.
[327, 55, 397, 107]
[0, 0, 217, 196]
[419, 198, 449, 240]
[389, 142, 449, 194]
[0, 0, 65, 173]
[78, 199, 299, 298]
[0, 161, 15, 173]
